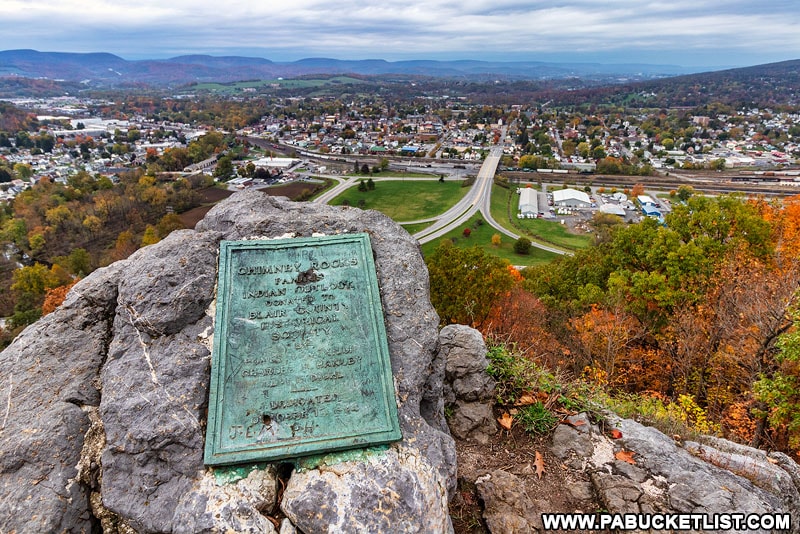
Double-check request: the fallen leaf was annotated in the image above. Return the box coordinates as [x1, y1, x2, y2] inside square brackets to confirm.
[615, 450, 636, 465]
[534, 451, 545, 479]
[610, 429, 623, 439]
[516, 393, 537, 406]
[498, 412, 513, 430]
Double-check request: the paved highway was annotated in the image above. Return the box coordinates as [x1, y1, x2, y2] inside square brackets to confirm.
[313, 175, 353, 205]
[308, 138, 568, 255]
[413, 146, 511, 244]
[411, 147, 568, 255]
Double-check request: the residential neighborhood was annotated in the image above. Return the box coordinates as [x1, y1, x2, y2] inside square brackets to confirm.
[3, 93, 800, 205]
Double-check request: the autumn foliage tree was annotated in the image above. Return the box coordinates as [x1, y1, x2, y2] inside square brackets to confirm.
[518, 192, 800, 452]
[426, 240, 515, 327]
[42, 279, 79, 315]
[484, 286, 565, 369]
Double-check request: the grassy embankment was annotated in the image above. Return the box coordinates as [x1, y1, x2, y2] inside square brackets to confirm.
[329, 179, 468, 222]
[329, 179, 592, 266]
[496, 184, 593, 250]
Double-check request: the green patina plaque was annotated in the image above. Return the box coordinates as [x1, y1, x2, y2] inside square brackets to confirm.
[204, 233, 402, 465]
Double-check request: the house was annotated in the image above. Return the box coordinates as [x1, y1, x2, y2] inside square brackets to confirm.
[552, 188, 591, 208]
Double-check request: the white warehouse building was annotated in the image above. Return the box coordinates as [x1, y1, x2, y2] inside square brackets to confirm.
[518, 188, 539, 216]
[252, 157, 299, 169]
[552, 188, 591, 208]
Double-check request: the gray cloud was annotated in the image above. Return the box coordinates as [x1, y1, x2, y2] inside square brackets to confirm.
[0, 0, 798, 67]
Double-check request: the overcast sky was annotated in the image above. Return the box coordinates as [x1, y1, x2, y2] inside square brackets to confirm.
[1, 0, 799, 68]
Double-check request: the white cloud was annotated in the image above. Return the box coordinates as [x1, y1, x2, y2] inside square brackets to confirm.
[0, 0, 798, 66]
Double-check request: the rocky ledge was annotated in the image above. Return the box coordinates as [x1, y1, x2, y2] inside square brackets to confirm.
[0, 192, 456, 533]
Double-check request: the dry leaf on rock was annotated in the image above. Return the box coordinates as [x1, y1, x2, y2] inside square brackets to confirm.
[615, 450, 636, 465]
[610, 429, 623, 439]
[498, 412, 514, 430]
[534, 451, 545, 479]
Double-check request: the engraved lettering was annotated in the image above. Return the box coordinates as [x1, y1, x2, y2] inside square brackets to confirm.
[294, 303, 347, 314]
[311, 371, 345, 382]
[317, 357, 360, 368]
[310, 258, 359, 270]
[242, 367, 286, 377]
[205, 235, 400, 465]
[325, 345, 354, 357]
[243, 287, 287, 299]
[238, 263, 302, 275]
[249, 309, 287, 319]
[269, 394, 339, 410]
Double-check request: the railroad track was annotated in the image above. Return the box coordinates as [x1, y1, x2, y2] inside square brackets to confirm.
[503, 171, 800, 197]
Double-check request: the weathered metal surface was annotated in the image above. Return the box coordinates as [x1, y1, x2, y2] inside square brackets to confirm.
[204, 233, 401, 465]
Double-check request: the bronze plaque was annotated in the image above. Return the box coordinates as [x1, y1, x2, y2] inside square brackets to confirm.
[204, 234, 401, 465]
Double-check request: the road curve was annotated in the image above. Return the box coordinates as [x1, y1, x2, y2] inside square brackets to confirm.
[305, 141, 569, 255]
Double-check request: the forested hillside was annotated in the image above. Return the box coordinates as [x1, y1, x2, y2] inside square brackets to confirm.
[428, 191, 800, 454]
[0, 170, 202, 339]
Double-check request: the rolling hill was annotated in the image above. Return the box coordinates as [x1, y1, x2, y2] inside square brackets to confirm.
[0, 49, 699, 88]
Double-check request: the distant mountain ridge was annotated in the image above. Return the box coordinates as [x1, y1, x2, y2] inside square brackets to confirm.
[0, 49, 704, 88]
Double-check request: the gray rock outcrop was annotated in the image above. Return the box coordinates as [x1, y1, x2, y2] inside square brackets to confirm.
[551, 412, 800, 533]
[440, 324, 497, 444]
[476, 469, 541, 533]
[0, 192, 456, 533]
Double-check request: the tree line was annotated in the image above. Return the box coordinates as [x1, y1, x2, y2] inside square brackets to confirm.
[426, 190, 800, 453]
[0, 169, 216, 346]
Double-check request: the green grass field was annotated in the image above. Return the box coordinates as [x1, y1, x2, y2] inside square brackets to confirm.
[330, 180, 468, 221]
[345, 171, 435, 179]
[419, 214, 559, 266]
[515, 216, 592, 250]
[379, 171, 438, 178]
[325, 178, 567, 266]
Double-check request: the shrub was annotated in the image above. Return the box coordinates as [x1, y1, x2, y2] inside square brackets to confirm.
[514, 237, 532, 255]
[516, 402, 558, 435]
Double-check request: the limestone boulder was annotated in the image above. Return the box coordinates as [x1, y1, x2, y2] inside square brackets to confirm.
[0, 192, 456, 533]
[439, 324, 497, 444]
[550, 412, 800, 533]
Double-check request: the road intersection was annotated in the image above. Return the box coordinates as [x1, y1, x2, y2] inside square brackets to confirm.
[311, 144, 568, 255]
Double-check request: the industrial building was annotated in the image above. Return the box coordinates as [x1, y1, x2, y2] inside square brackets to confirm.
[552, 188, 592, 208]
